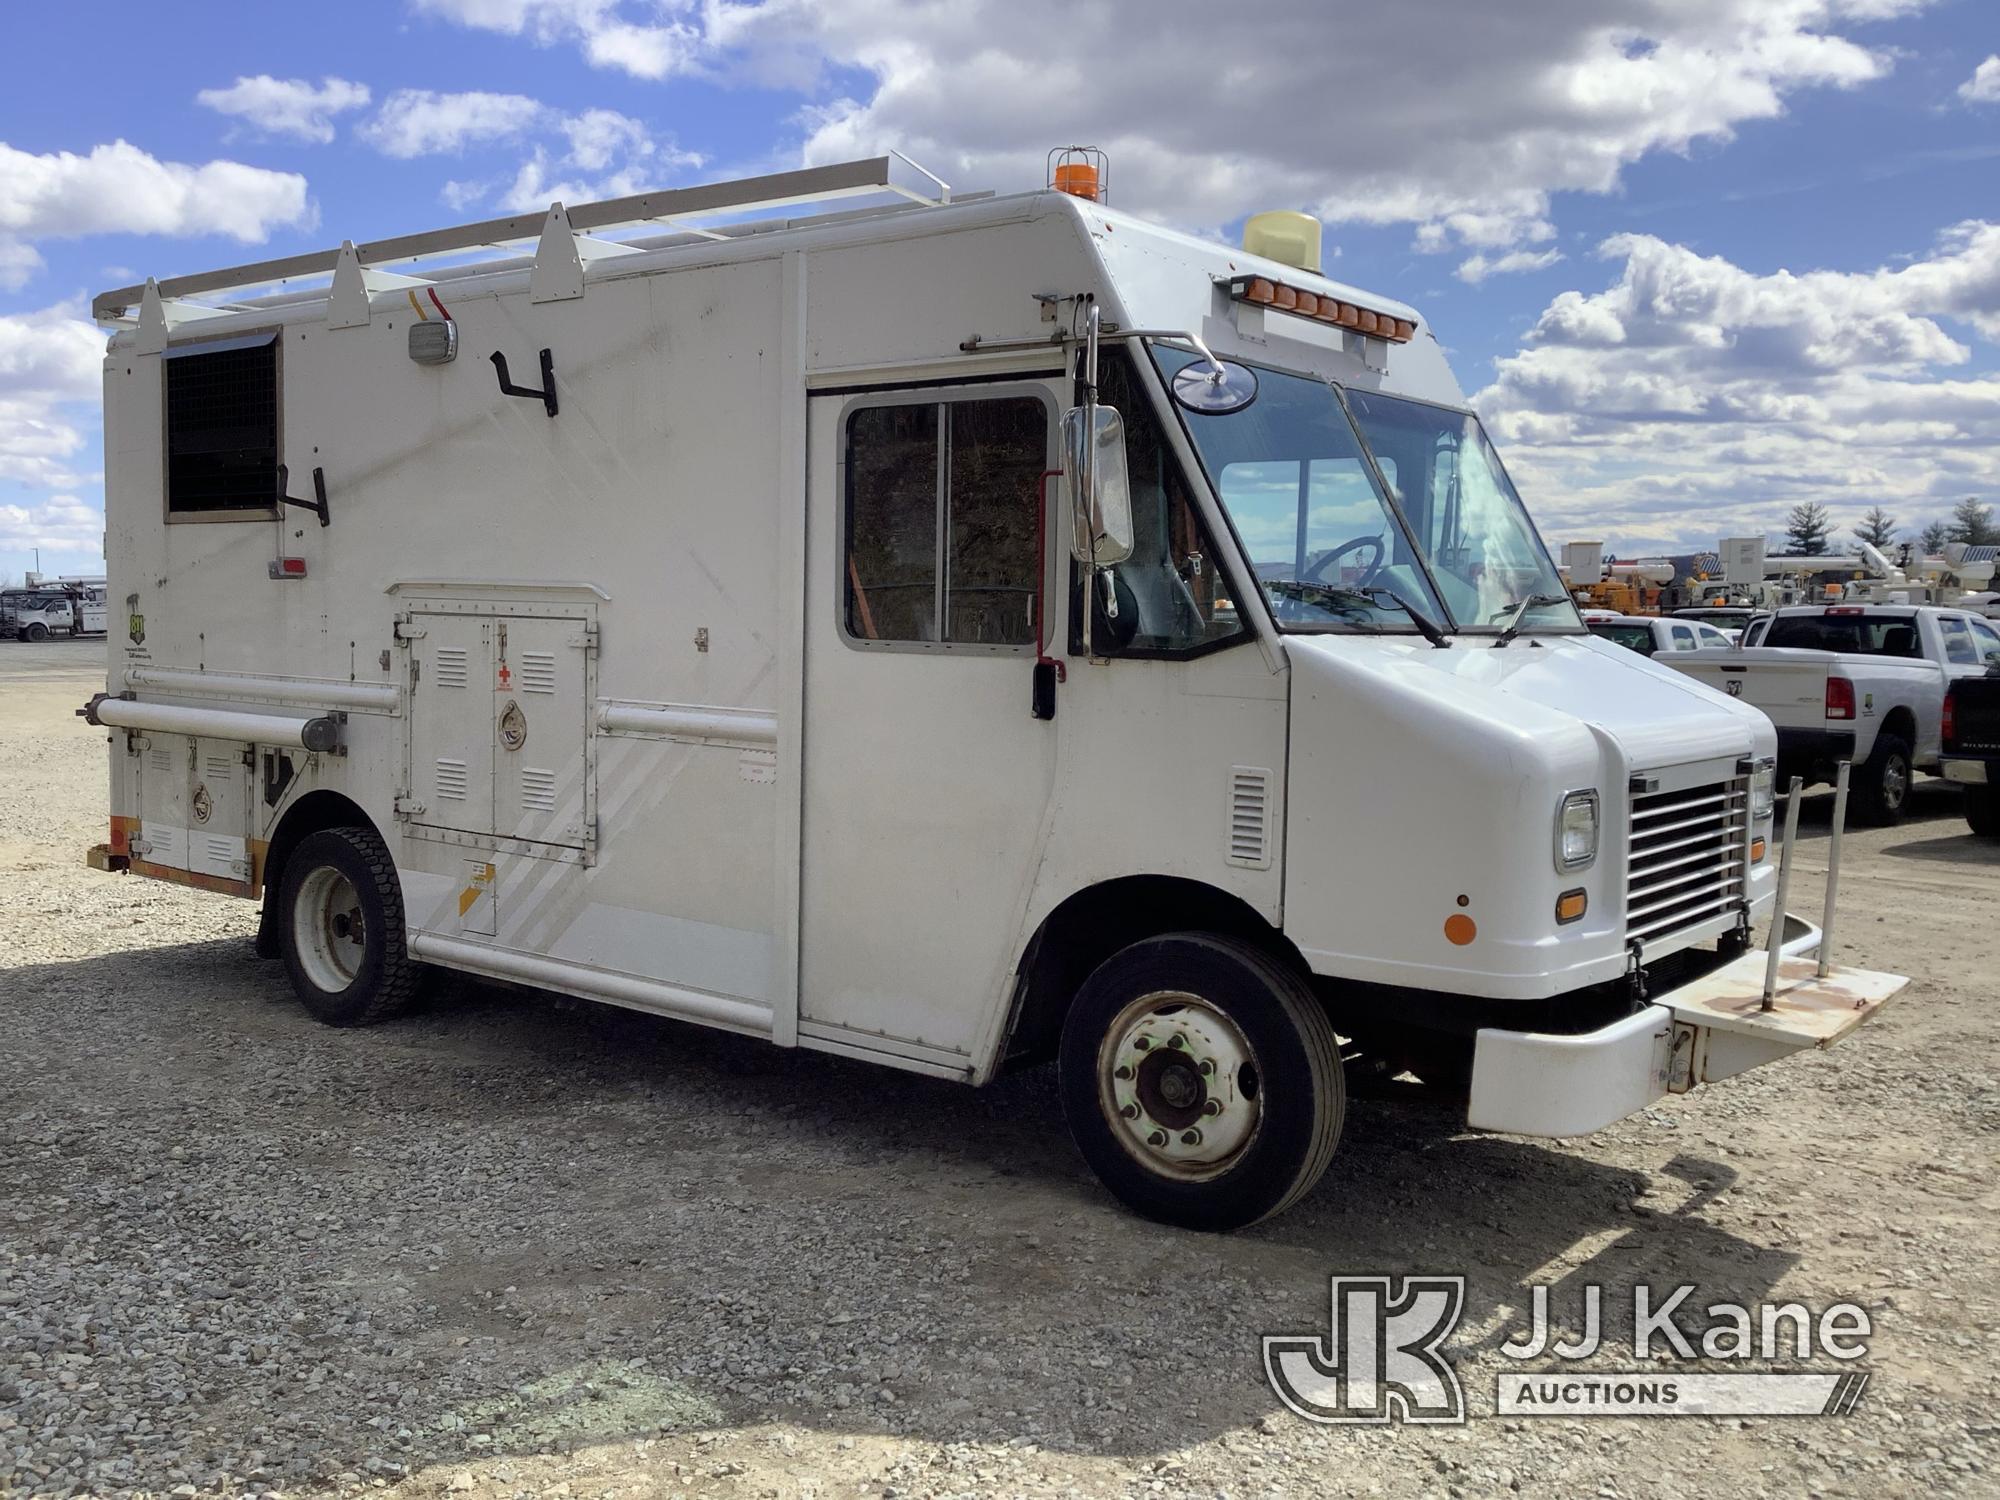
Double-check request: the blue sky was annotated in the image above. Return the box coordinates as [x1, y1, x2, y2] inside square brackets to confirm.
[2, 0, 1996, 582]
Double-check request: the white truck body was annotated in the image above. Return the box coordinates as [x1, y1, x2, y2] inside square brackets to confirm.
[4, 587, 107, 640]
[82, 159, 1904, 1224]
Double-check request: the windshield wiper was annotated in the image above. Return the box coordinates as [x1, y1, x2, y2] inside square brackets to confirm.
[1267, 578, 1451, 649]
[1492, 592, 1571, 646]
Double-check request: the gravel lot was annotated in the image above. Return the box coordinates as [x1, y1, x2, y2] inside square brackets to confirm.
[3, 635, 1997, 1500]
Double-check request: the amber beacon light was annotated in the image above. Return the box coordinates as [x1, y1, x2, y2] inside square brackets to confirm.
[1049, 145, 1108, 203]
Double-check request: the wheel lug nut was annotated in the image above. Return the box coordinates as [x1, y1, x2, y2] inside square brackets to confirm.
[1147, 1130, 1168, 1147]
[1168, 1033, 1187, 1050]
[1198, 1060, 1213, 1075]
[1114, 1065, 1133, 1080]
[1133, 1036, 1151, 1051]
[1203, 1099, 1222, 1116]
[1120, 1104, 1139, 1120]
[1181, 1130, 1201, 1146]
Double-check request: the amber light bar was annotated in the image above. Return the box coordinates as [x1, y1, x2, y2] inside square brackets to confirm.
[1226, 275, 1416, 343]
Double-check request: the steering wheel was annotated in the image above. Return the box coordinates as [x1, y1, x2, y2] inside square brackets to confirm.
[1301, 535, 1386, 586]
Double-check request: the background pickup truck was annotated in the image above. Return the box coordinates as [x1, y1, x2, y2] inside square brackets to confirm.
[1942, 672, 2000, 838]
[1668, 604, 2000, 825]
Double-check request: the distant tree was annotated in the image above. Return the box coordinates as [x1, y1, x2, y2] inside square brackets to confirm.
[1784, 501, 1838, 555]
[1853, 507, 1900, 550]
[1947, 496, 1997, 547]
[1919, 520, 1952, 554]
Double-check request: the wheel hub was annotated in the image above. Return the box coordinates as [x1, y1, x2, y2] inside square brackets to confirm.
[1099, 992, 1262, 1180]
[293, 865, 366, 992]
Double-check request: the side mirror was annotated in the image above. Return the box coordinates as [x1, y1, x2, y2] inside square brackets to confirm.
[1062, 405, 1134, 567]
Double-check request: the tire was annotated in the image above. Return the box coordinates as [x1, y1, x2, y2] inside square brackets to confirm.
[276, 826, 418, 1027]
[1058, 934, 1344, 1231]
[1850, 733, 1912, 827]
[24, 622, 48, 642]
[1967, 783, 2000, 839]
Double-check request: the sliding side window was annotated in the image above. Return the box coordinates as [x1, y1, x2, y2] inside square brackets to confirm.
[844, 393, 1049, 648]
[164, 333, 280, 520]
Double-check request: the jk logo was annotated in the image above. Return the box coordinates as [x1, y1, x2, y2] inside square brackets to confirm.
[1263, 1276, 1467, 1425]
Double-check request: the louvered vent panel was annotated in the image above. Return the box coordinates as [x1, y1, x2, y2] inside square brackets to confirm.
[519, 651, 558, 695]
[1226, 766, 1274, 870]
[434, 758, 469, 801]
[204, 753, 235, 781]
[204, 836, 236, 865]
[434, 647, 470, 689]
[521, 767, 558, 812]
[149, 748, 174, 774]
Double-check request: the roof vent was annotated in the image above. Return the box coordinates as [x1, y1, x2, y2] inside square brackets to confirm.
[1243, 211, 1321, 274]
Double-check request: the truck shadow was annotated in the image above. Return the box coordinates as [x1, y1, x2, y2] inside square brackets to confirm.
[3, 939, 1808, 1484]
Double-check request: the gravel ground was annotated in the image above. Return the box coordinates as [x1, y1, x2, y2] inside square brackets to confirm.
[3, 635, 1997, 1500]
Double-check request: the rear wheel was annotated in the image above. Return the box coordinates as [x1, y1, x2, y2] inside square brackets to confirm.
[1058, 934, 1344, 1231]
[277, 826, 418, 1026]
[1967, 783, 2000, 839]
[1850, 733, 1911, 827]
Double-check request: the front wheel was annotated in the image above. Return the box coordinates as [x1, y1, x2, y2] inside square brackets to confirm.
[24, 622, 48, 642]
[1850, 733, 1911, 827]
[1967, 783, 2000, 839]
[277, 826, 419, 1026]
[1058, 934, 1344, 1231]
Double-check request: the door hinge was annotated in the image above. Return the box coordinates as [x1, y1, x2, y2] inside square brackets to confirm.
[394, 617, 427, 643]
[567, 625, 599, 653]
[393, 791, 426, 819]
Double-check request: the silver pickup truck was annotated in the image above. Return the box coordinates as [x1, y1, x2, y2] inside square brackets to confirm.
[1669, 604, 2000, 824]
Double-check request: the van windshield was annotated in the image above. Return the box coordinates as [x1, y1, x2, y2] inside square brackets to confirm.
[1151, 348, 1578, 635]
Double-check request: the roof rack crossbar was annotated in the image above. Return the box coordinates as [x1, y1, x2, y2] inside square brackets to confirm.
[94, 156, 949, 324]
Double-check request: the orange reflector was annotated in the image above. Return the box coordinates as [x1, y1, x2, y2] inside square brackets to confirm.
[1555, 889, 1588, 925]
[1294, 291, 1319, 316]
[1243, 277, 1276, 305]
[1751, 838, 1767, 863]
[1271, 284, 1297, 310]
[1223, 277, 1415, 342]
[1444, 913, 1476, 946]
[1356, 309, 1378, 333]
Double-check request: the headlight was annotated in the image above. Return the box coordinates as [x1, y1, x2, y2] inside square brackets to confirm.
[1749, 758, 1776, 821]
[1555, 790, 1599, 872]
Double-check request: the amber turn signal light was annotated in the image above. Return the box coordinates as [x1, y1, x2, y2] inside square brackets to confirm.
[1555, 889, 1588, 925]
[1751, 838, 1767, 863]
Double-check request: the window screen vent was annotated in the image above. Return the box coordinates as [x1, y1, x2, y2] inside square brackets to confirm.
[164, 334, 279, 514]
[1226, 765, 1274, 870]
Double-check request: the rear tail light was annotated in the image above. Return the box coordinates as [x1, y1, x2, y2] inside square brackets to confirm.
[1943, 687, 1958, 750]
[1826, 677, 1855, 720]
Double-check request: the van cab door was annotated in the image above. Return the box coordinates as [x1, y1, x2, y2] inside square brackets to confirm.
[799, 383, 1062, 1066]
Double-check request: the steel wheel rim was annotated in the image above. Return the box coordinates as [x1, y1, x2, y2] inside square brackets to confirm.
[293, 865, 365, 992]
[1883, 756, 1908, 808]
[1097, 990, 1263, 1182]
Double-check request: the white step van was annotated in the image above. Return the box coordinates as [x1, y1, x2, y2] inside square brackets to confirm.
[83, 158, 1903, 1227]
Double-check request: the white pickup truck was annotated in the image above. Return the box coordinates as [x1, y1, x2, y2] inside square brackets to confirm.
[1669, 604, 2000, 824]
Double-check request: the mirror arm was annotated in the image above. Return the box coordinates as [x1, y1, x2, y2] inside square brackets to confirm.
[1079, 301, 1101, 659]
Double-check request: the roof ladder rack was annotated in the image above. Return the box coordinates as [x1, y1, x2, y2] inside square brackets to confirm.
[95, 155, 954, 327]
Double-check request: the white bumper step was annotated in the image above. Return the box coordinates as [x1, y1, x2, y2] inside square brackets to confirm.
[1467, 920, 1907, 1138]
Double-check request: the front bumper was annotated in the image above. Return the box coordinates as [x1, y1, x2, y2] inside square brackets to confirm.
[1467, 916, 1905, 1137]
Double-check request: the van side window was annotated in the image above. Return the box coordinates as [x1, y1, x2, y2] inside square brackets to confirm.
[1079, 351, 1247, 656]
[164, 333, 280, 519]
[844, 395, 1046, 647]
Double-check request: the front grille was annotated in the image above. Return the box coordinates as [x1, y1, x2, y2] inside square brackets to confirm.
[1626, 775, 1749, 948]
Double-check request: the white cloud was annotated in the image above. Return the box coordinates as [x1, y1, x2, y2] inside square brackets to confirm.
[1473, 223, 2000, 552]
[361, 93, 702, 209]
[0, 238, 44, 291]
[0, 494, 103, 563]
[1457, 248, 1566, 284]
[0, 140, 311, 244]
[0, 302, 103, 490]
[195, 75, 372, 143]
[696, 0, 1933, 248]
[1960, 55, 2000, 105]
[359, 90, 547, 158]
[410, 0, 696, 79]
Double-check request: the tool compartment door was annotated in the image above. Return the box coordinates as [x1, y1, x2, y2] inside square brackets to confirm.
[410, 616, 495, 838]
[492, 616, 591, 851]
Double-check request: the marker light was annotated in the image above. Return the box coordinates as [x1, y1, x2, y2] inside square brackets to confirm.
[1223, 276, 1416, 342]
[268, 558, 308, 579]
[1751, 837, 1767, 863]
[1555, 889, 1588, 924]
